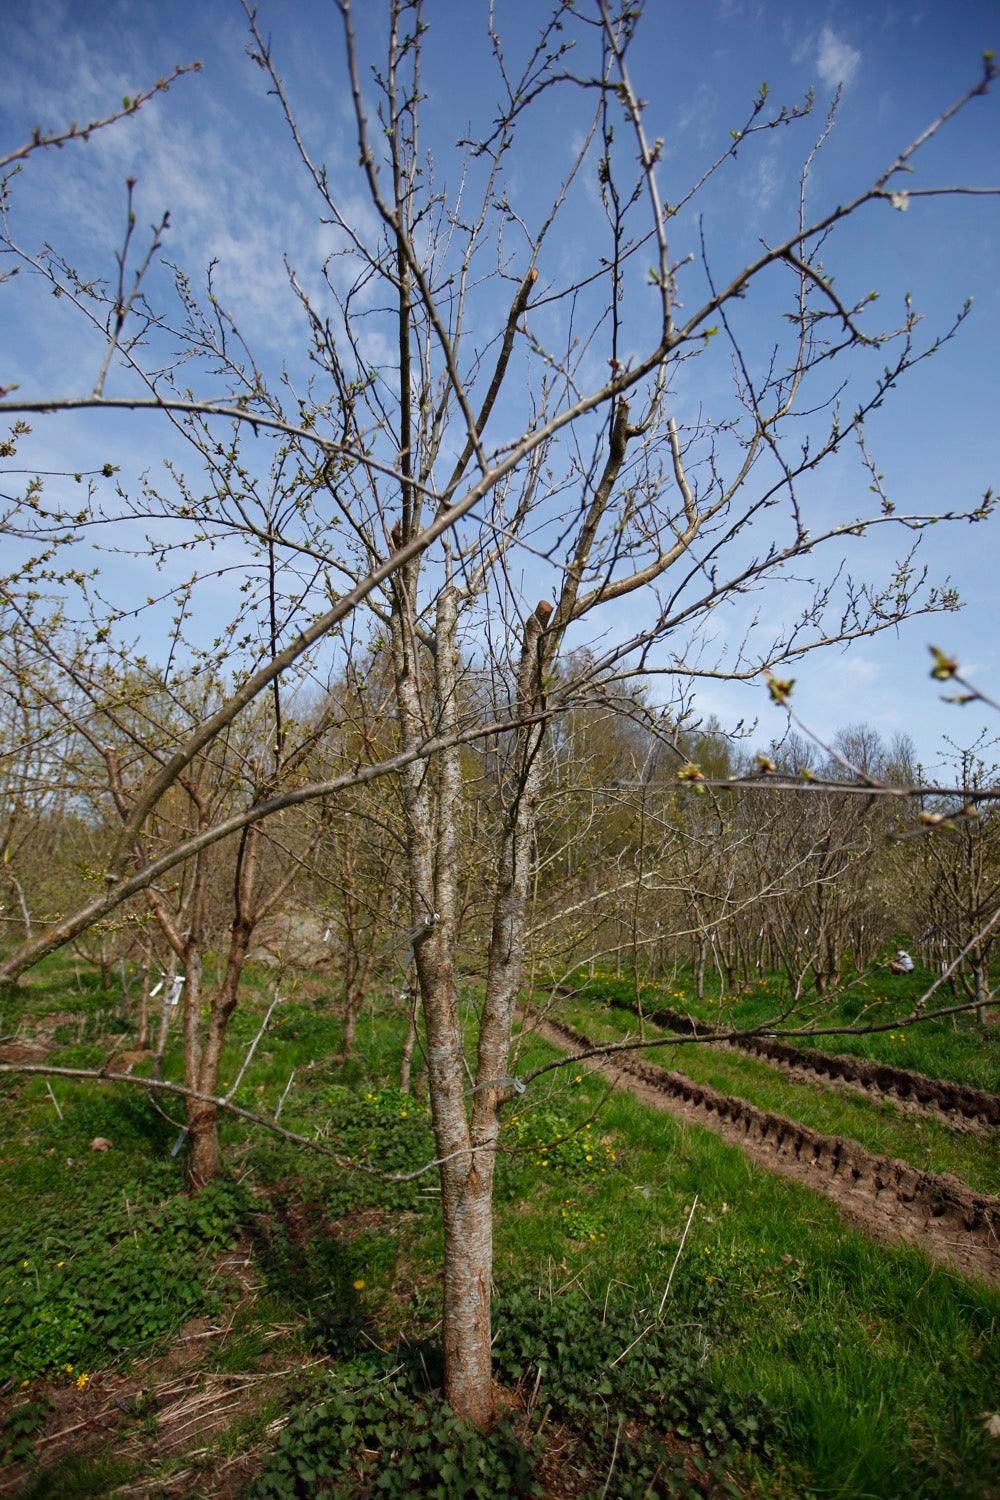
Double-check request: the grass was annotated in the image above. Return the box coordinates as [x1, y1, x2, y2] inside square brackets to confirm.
[554, 965, 1000, 1093]
[2, 955, 1000, 1496]
[14, 1452, 141, 1498]
[495, 1030, 1000, 1498]
[547, 996, 1000, 1195]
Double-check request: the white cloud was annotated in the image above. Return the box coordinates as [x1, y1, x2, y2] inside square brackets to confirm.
[753, 152, 781, 212]
[674, 81, 719, 150]
[817, 26, 862, 89]
[733, 149, 783, 229]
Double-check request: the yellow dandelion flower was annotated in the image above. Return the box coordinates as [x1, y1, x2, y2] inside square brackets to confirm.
[76, 1373, 89, 1390]
[353, 1279, 365, 1291]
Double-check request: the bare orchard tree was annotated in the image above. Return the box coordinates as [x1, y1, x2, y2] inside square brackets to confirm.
[910, 736, 1000, 1024]
[93, 679, 334, 1190]
[0, 630, 90, 950]
[0, 0, 997, 1428]
[0, 621, 332, 1184]
[304, 656, 409, 1059]
[261, 5, 996, 1425]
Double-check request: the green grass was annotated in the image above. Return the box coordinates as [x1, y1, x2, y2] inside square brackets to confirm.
[3, 956, 1000, 1496]
[553, 965, 1000, 1093]
[548, 997, 1000, 1196]
[14, 1451, 141, 1498]
[494, 1029, 1000, 1498]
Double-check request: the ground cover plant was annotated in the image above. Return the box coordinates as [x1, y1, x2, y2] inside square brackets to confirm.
[2, 957, 1000, 1496]
[0, 1077, 248, 1387]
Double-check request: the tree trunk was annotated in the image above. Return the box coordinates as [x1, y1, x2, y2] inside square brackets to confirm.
[399, 982, 419, 1092]
[152, 955, 179, 1082]
[415, 921, 493, 1420]
[342, 995, 360, 1058]
[184, 946, 219, 1190]
[135, 945, 152, 1051]
[187, 827, 260, 1189]
[439, 1153, 496, 1428]
[99, 935, 113, 991]
[694, 937, 706, 1003]
[975, 963, 989, 1027]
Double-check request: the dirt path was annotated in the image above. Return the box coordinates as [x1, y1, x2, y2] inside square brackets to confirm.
[534, 1015, 1000, 1286]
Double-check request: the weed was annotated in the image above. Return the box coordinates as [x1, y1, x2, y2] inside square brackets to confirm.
[0, 1396, 51, 1464]
[248, 1196, 393, 1360]
[497, 1105, 617, 1192]
[4, 960, 1000, 1497]
[493, 1284, 774, 1497]
[14, 1451, 139, 1498]
[0, 1175, 248, 1381]
[247, 1362, 541, 1498]
[558, 1202, 607, 1243]
[309, 1086, 438, 1215]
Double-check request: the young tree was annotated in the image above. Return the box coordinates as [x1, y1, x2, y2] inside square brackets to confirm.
[1, 0, 997, 1427]
[910, 737, 1000, 1024]
[305, 659, 409, 1059]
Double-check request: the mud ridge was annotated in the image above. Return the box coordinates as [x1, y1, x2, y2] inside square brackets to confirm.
[536, 1014, 1000, 1285]
[618, 1002, 1000, 1134]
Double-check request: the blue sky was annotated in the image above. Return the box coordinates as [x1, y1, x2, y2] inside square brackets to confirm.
[1, 0, 997, 775]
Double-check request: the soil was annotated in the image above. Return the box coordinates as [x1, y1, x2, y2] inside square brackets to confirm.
[0, 1042, 49, 1067]
[643, 1003, 1000, 1133]
[534, 1015, 1000, 1286]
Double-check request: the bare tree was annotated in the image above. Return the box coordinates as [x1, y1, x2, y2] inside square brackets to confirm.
[910, 737, 1000, 1024]
[305, 658, 408, 1058]
[0, 0, 997, 1427]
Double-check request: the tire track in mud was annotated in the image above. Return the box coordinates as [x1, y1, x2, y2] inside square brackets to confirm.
[637, 1004, 1000, 1136]
[534, 1015, 1000, 1285]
